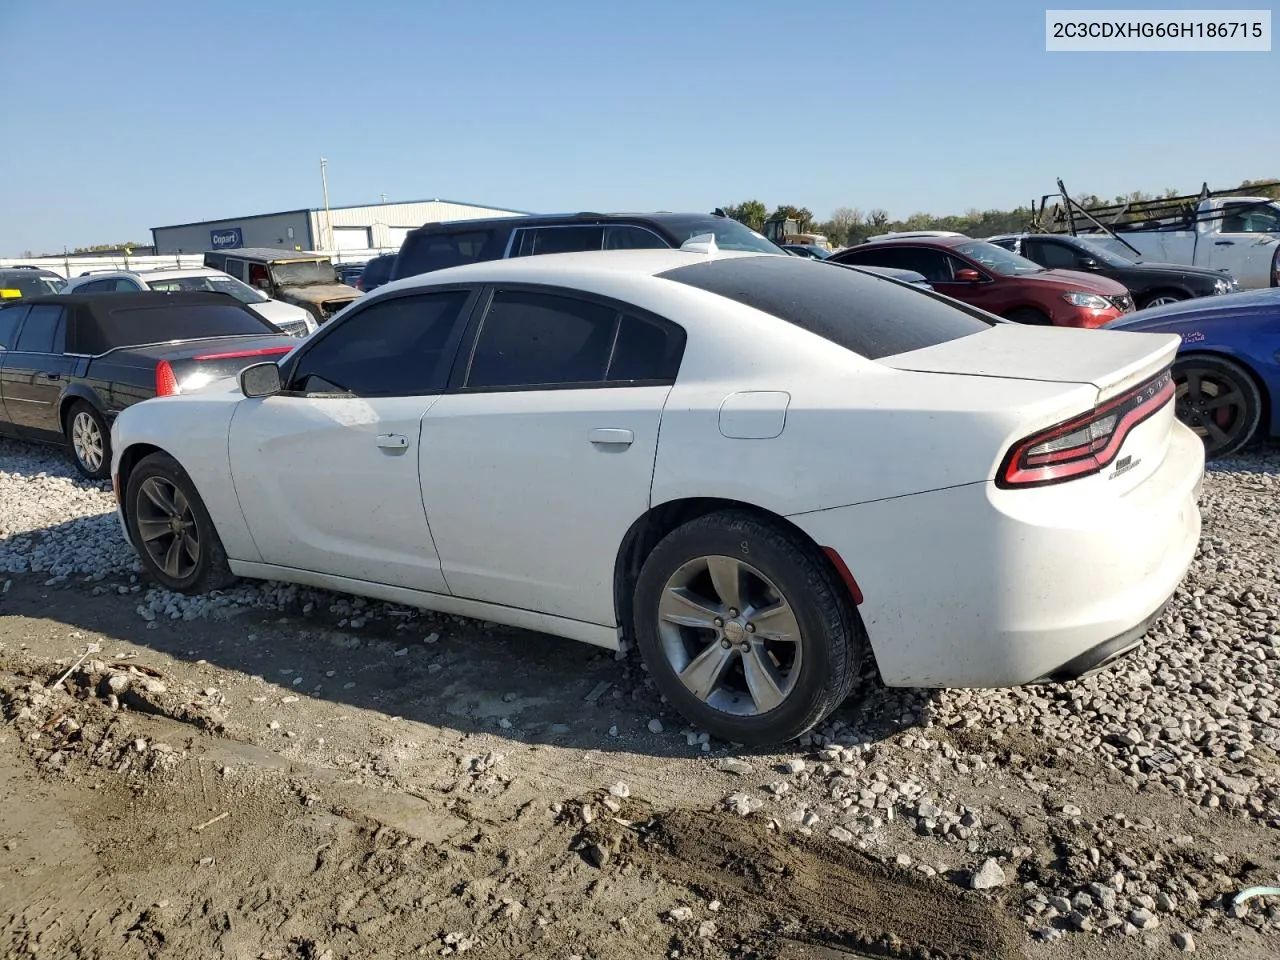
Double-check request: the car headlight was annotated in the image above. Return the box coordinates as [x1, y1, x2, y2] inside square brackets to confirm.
[1213, 278, 1232, 295]
[1063, 291, 1112, 310]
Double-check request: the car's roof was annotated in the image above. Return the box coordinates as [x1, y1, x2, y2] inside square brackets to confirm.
[377, 249, 769, 293]
[0, 266, 62, 276]
[401, 211, 737, 236]
[207, 247, 329, 262]
[853, 234, 974, 249]
[16, 291, 250, 312]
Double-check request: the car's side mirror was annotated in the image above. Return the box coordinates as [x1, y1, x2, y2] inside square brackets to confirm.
[1078, 257, 1099, 270]
[954, 268, 983, 282]
[240, 362, 283, 398]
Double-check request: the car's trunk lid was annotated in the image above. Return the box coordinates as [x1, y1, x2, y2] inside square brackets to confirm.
[883, 324, 1183, 493]
[121, 334, 297, 395]
[881, 324, 1179, 401]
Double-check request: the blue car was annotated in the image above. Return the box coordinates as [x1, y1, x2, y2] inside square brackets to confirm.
[1108, 288, 1280, 458]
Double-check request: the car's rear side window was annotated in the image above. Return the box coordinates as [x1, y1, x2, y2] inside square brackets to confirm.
[658, 256, 996, 360]
[0, 305, 26, 349]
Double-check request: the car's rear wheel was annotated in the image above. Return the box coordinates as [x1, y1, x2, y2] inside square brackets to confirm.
[632, 510, 864, 746]
[125, 452, 235, 594]
[1172, 354, 1263, 458]
[1004, 307, 1051, 325]
[65, 401, 111, 480]
[1140, 290, 1187, 309]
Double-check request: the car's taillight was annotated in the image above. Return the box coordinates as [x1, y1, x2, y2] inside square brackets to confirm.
[155, 360, 179, 396]
[189, 346, 293, 361]
[997, 368, 1175, 488]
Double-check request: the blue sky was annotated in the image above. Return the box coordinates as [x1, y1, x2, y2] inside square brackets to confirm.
[0, 0, 1275, 254]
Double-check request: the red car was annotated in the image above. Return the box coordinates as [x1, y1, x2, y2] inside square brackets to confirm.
[829, 233, 1134, 327]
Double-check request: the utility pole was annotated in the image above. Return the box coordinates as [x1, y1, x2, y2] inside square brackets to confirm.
[320, 157, 333, 251]
[380, 192, 388, 203]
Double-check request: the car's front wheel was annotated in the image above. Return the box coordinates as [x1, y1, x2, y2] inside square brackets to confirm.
[125, 452, 236, 594]
[65, 401, 111, 480]
[632, 510, 864, 746]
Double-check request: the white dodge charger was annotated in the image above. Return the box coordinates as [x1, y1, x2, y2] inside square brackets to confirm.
[109, 247, 1204, 745]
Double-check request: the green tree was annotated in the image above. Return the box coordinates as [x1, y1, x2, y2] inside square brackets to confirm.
[722, 200, 767, 231]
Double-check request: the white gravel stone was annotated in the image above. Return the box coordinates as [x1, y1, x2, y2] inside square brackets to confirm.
[970, 858, 1007, 890]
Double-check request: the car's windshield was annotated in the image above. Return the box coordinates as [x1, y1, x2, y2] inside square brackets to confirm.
[954, 240, 1044, 276]
[146, 274, 269, 303]
[663, 216, 784, 254]
[1070, 236, 1136, 268]
[270, 260, 338, 286]
[0, 272, 66, 296]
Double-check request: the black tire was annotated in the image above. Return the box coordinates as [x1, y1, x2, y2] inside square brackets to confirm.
[1004, 307, 1051, 326]
[125, 452, 236, 594]
[632, 510, 865, 746]
[1172, 354, 1264, 459]
[64, 400, 111, 481]
[1139, 290, 1188, 310]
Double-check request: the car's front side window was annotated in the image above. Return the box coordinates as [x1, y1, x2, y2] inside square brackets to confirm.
[287, 290, 471, 397]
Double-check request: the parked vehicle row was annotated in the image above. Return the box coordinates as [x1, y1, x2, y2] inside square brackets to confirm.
[202, 249, 361, 325]
[1040, 180, 1280, 291]
[107, 246, 1204, 744]
[0, 292, 298, 478]
[61, 267, 317, 337]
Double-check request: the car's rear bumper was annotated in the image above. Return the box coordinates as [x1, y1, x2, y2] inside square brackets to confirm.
[790, 421, 1204, 688]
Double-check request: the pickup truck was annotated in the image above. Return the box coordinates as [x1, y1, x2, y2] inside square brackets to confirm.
[1041, 182, 1280, 291]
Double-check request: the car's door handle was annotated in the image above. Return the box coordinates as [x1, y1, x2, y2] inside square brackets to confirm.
[1214, 240, 1235, 246]
[589, 428, 634, 447]
[375, 433, 409, 449]
[45, 373, 61, 381]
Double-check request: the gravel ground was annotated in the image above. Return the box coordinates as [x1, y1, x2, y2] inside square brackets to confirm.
[2, 436, 1279, 957]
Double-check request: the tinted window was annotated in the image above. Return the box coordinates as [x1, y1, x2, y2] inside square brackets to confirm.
[466, 290, 620, 389]
[0, 305, 26, 349]
[509, 226, 605, 257]
[1026, 240, 1079, 269]
[395, 230, 499, 277]
[76, 278, 118, 293]
[15, 305, 65, 353]
[837, 246, 965, 283]
[288, 291, 469, 397]
[659, 256, 996, 361]
[604, 225, 668, 251]
[222, 260, 246, 281]
[0, 272, 65, 296]
[74, 302, 276, 355]
[361, 255, 395, 286]
[607, 314, 682, 382]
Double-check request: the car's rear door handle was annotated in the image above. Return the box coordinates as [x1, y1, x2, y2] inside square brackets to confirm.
[589, 428, 634, 447]
[45, 373, 61, 381]
[1214, 240, 1235, 246]
[375, 433, 409, 449]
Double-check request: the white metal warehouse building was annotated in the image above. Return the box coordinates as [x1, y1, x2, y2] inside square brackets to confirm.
[150, 198, 530, 255]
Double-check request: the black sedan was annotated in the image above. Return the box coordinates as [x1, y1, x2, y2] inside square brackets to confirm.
[987, 233, 1236, 309]
[0, 292, 297, 479]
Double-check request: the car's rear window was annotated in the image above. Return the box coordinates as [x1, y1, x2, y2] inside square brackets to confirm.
[73, 302, 276, 354]
[392, 229, 502, 279]
[658, 256, 997, 360]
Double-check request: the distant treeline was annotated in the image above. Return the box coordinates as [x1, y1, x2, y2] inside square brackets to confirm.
[723, 178, 1280, 249]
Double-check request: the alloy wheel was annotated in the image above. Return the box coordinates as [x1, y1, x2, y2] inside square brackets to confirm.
[71, 411, 104, 473]
[656, 555, 803, 717]
[135, 477, 201, 580]
[1146, 295, 1183, 308]
[1174, 364, 1250, 456]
